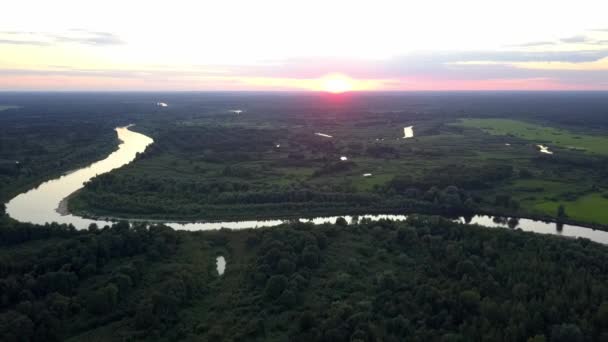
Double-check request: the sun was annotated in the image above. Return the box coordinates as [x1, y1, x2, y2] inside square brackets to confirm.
[321, 74, 354, 93]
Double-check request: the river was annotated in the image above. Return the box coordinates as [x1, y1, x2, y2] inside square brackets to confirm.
[5, 126, 608, 245]
[5, 126, 153, 228]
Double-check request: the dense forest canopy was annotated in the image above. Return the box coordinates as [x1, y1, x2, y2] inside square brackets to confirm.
[0, 215, 607, 341]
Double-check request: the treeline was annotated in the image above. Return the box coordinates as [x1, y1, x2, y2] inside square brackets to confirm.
[71, 191, 383, 219]
[388, 164, 514, 191]
[142, 125, 282, 160]
[0, 218, 78, 246]
[73, 179, 480, 220]
[534, 153, 608, 185]
[384, 184, 479, 213]
[74, 171, 485, 220]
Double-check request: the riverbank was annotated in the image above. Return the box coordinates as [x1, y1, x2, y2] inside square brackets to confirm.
[66, 200, 608, 233]
[62, 202, 608, 245]
[56, 190, 79, 216]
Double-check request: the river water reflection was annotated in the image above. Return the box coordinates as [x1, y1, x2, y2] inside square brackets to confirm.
[165, 214, 608, 245]
[5, 126, 153, 228]
[216, 256, 226, 275]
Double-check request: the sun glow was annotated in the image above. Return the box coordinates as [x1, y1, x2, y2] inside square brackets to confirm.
[321, 74, 354, 93]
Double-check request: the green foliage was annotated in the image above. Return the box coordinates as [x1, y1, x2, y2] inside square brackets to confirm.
[265, 275, 288, 299]
[0, 106, 118, 202]
[557, 204, 567, 219]
[0, 218, 181, 341]
[335, 217, 348, 227]
[85, 284, 118, 314]
[551, 324, 583, 342]
[2, 216, 608, 341]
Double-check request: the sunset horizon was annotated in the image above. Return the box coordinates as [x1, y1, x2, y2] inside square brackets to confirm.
[2, 0, 608, 91]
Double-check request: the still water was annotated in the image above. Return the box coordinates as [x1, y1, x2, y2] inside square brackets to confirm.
[164, 214, 608, 245]
[403, 126, 414, 139]
[5, 126, 608, 245]
[216, 256, 226, 275]
[537, 144, 553, 154]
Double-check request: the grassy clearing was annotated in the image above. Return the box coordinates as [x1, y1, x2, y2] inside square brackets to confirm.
[533, 193, 608, 225]
[501, 179, 608, 224]
[458, 118, 608, 155]
[507, 179, 582, 197]
[352, 173, 393, 191]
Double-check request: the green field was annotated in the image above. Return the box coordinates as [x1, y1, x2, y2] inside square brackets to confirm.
[498, 178, 608, 225]
[534, 193, 608, 225]
[458, 118, 608, 155]
[454, 118, 608, 224]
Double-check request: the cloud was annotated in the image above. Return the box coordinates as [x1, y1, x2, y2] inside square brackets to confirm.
[0, 68, 140, 78]
[56, 29, 124, 45]
[0, 39, 50, 46]
[2, 63, 608, 91]
[212, 49, 608, 80]
[560, 35, 589, 43]
[5, 47, 605, 82]
[510, 41, 555, 47]
[0, 30, 124, 46]
[0, 65, 225, 80]
[511, 33, 608, 48]
[2, 41, 608, 90]
[444, 50, 608, 63]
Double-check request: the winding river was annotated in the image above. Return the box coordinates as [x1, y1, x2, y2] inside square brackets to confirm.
[5, 126, 153, 228]
[5, 126, 608, 245]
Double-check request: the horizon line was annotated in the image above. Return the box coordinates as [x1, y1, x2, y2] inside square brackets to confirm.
[2, 89, 608, 93]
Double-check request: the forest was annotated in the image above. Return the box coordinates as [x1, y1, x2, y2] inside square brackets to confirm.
[0, 110, 118, 203]
[1, 213, 607, 341]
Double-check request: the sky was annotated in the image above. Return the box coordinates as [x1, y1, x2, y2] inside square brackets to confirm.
[1, 0, 608, 91]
